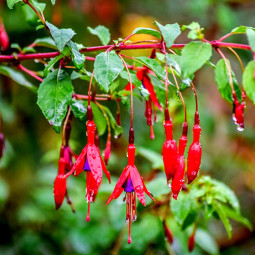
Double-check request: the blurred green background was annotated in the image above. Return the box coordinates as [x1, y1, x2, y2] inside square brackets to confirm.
[1, 0, 255, 254]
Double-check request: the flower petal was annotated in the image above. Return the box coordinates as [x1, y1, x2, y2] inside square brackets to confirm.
[107, 166, 130, 205]
[86, 171, 99, 203]
[87, 144, 103, 186]
[100, 152, 111, 184]
[129, 166, 146, 206]
[53, 174, 67, 210]
[68, 145, 87, 177]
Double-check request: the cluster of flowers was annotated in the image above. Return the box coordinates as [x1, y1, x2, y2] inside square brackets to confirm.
[53, 71, 202, 244]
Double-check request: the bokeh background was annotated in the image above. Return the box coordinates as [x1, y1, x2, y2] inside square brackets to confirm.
[1, 0, 255, 254]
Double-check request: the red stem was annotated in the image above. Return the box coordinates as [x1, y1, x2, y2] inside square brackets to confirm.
[0, 42, 251, 63]
[16, 64, 43, 82]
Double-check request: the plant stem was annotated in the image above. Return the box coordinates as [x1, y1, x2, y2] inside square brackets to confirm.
[119, 54, 134, 128]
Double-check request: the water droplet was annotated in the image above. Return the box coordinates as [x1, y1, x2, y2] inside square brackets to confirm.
[114, 135, 118, 139]
[126, 152, 128, 157]
[167, 183, 171, 188]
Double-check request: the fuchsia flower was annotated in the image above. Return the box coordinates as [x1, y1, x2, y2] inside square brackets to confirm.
[107, 129, 154, 244]
[0, 19, 9, 51]
[103, 138, 111, 165]
[187, 111, 202, 184]
[69, 106, 111, 221]
[171, 122, 188, 200]
[162, 109, 178, 183]
[232, 91, 246, 131]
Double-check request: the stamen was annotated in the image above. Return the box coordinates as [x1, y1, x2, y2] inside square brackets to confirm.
[150, 125, 155, 140]
[128, 193, 132, 244]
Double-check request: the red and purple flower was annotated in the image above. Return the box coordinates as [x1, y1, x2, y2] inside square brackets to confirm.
[107, 129, 154, 243]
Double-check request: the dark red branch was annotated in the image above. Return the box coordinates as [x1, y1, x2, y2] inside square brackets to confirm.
[0, 42, 251, 63]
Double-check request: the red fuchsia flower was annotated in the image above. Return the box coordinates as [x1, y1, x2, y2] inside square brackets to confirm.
[54, 158, 68, 210]
[107, 128, 154, 244]
[187, 111, 202, 184]
[171, 122, 188, 200]
[68, 106, 111, 221]
[162, 108, 178, 184]
[163, 220, 174, 244]
[232, 91, 246, 131]
[188, 226, 196, 252]
[103, 135, 111, 165]
[0, 19, 9, 51]
[0, 132, 5, 159]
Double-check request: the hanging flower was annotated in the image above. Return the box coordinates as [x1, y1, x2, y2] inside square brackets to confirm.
[171, 122, 188, 200]
[107, 132, 154, 244]
[0, 19, 9, 51]
[187, 112, 202, 184]
[162, 109, 177, 184]
[233, 91, 246, 131]
[69, 107, 111, 221]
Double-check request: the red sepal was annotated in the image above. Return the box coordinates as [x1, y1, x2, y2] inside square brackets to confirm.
[187, 142, 201, 184]
[171, 155, 185, 200]
[0, 21, 9, 51]
[103, 140, 111, 165]
[53, 159, 67, 210]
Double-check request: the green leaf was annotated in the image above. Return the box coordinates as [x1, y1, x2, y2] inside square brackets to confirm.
[137, 147, 163, 169]
[37, 70, 73, 133]
[222, 205, 252, 231]
[51, 0, 56, 5]
[212, 201, 232, 238]
[7, 0, 22, 9]
[0, 65, 36, 91]
[180, 41, 212, 78]
[46, 22, 76, 52]
[231, 26, 255, 34]
[148, 74, 166, 106]
[145, 176, 170, 198]
[100, 105, 123, 137]
[196, 228, 219, 255]
[243, 61, 255, 104]
[31, 37, 57, 49]
[89, 102, 107, 136]
[215, 59, 242, 103]
[94, 51, 124, 92]
[87, 25, 111, 46]
[131, 27, 161, 39]
[70, 98, 87, 120]
[154, 21, 180, 48]
[171, 192, 193, 226]
[182, 22, 204, 40]
[22, 5, 38, 25]
[120, 71, 149, 99]
[30, 0, 46, 13]
[136, 57, 165, 80]
[68, 41, 85, 69]
[22, 47, 36, 53]
[43, 55, 63, 77]
[246, 28, 255, 52]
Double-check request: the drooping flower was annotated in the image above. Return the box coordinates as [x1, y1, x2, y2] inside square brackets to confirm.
[107, 129, 154, 244]
[171, 122, 188, 200]
[68, 106, 111, 221]
[187, 111, 202, 184]
[232, 91, 246, 131]
[0, 19, 9, 51]
[103, 137, 111, 165]
[162, 108, 177, 184]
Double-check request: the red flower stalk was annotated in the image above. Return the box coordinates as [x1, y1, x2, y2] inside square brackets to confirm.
[171, 122, 188, 200]
[68, 106, 111, 221]
[107, 128, 154, 244]
[188, 226, 196, 252]
[145, 98, 155, 139]
[232, 91, 246, 131]
[103, 133, 111, 165]
[187, 111, 202, 184]
[0, 19, 9, 51]
[162, 108, 178, 184]
[0, 132, 5, 159]
[163, 220, 174, 244]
